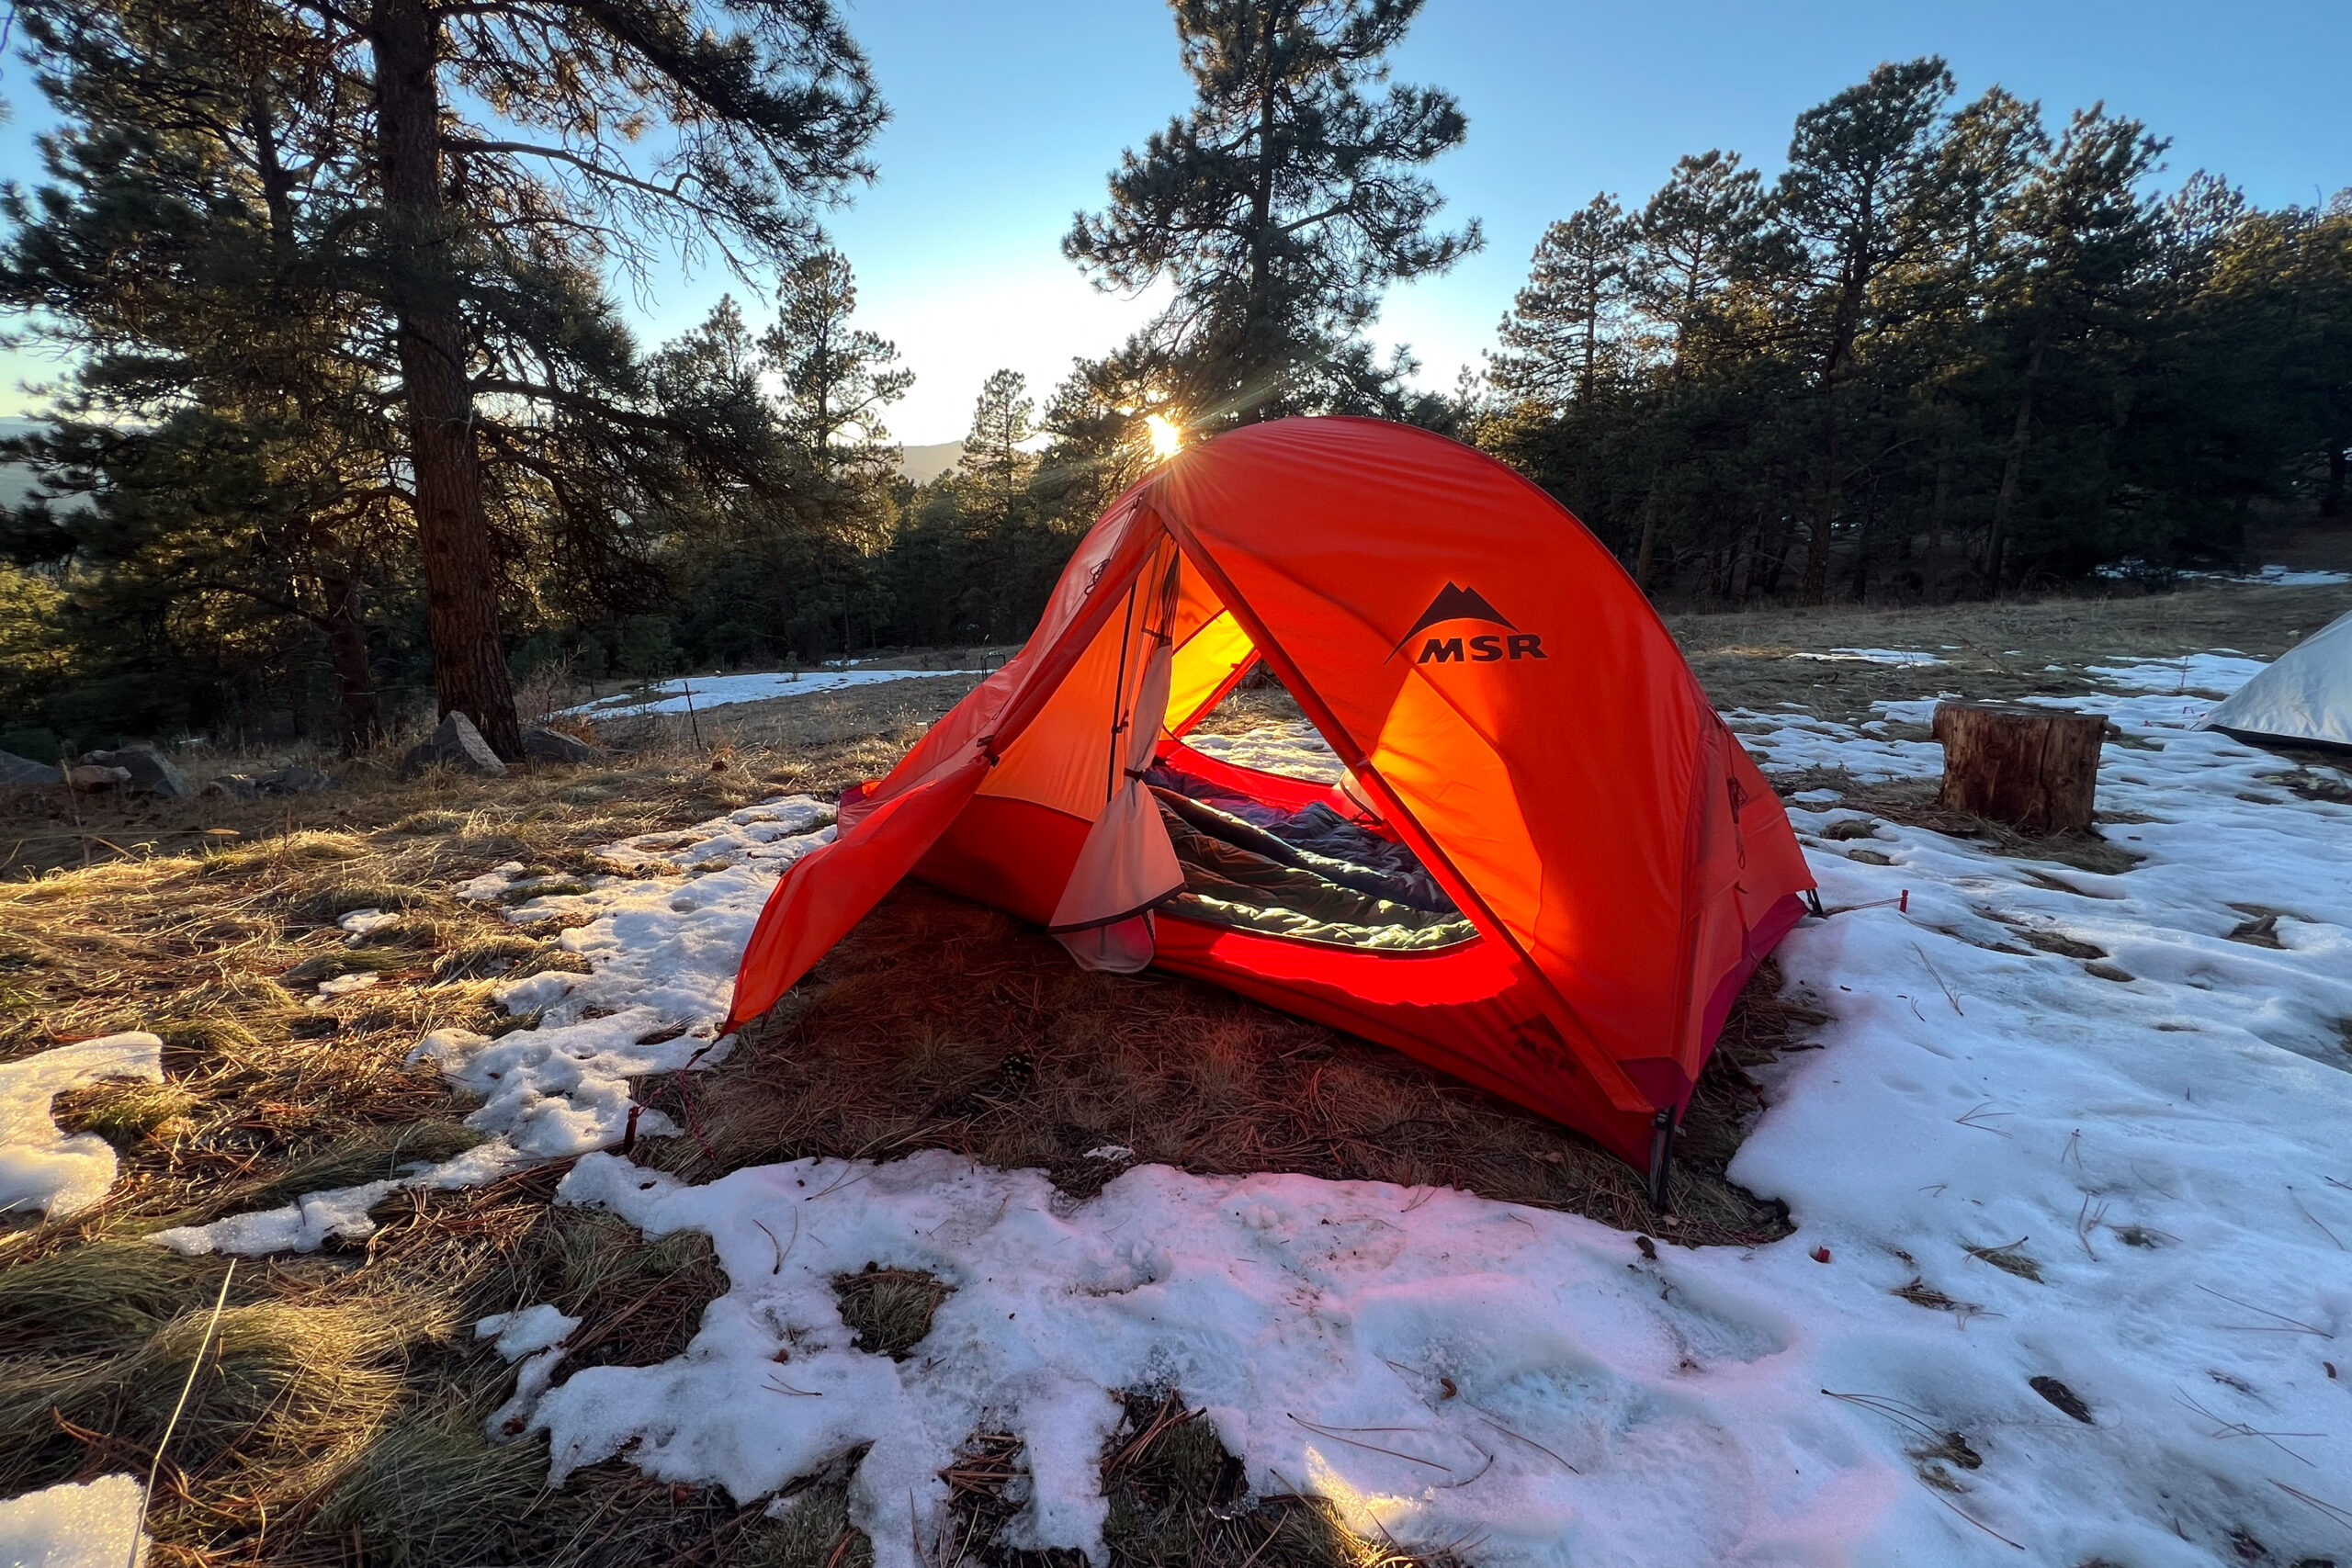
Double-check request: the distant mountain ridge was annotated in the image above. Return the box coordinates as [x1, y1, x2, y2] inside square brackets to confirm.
[898, 440, 963, 486]
[0, 420, 970, 507]
[0, 418, 46, 513]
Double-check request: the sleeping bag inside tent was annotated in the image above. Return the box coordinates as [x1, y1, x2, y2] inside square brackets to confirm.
[722, 416, 1816, 1184]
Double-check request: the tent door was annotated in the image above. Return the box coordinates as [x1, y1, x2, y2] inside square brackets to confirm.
[1049, 546, 1184, 972]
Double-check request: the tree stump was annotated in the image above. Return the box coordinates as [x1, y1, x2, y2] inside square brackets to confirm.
[1931, 702, 2105, 833]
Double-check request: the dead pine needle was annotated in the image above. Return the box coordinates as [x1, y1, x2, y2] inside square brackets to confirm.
[1911, 942, 1964, 1015]
[2170, 1390, 2324, 1467]
[1471, 1413, 1578, 1473]
[2194, 1283, 2335, 1337]
[2075, 1195, 2109, 1261]
[1954, 1102, 2013, 1137]
[1284, 1413, 1453, 1472]
[1820, 1389, 1943, 1442]
[2287, 1188, 2344, 1251]
[137, 1260, 237, 1566]
[1935, 1494, 2024, 1551]
[2272, 1480, 2352, 1531]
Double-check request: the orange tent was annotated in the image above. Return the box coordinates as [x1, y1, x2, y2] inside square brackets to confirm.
[724, 417, 1814, 1194]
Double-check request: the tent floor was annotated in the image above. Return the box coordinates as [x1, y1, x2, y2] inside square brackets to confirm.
[670, 885, 1804, 1246]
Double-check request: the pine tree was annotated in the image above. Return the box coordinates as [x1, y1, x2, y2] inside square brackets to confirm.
[1063, 0, 1479, 424]
[6, 0, 886, 755]
[763, 249, 913, 483]
[1491, 195, 1634, 410]
[1773, 58, 1959, 601]
[1979, 107, 2165, 584]
[1630, 152, 1770, 363]
[960, 369, 1036, 497]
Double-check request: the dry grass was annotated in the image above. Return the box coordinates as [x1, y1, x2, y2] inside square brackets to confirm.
[1673, 578, 2352, 725]
[925, 1387, 1477, 1568]
[0, 722, 910, 1565]
[652, 886, 1797, 1247]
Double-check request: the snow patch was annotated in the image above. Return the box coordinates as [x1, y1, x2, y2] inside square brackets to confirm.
[2087, 652, 2269, 697]
[145, 797, 837, 1255]
[1183, 721, 1344, 784]
[1791, 648, 1947, 666]
[562, 668, 984, 719]
[0, 1032, 163, 1220]
[0, 1474, 149, 1568]
[478, 1303, 581, 1359]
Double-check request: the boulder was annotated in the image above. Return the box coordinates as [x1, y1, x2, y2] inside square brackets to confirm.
[401, 713, 507, 778]
[67, 764, 131, 792]
[204, 773, 262, 801]
[0, 750, 63, 791]
[80, 745, 195, 798]
[255, 764, 334, 795]
[521, 727, 603, 763]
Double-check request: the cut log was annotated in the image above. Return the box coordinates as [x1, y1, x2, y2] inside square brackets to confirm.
[1932, 702, 2105, 833]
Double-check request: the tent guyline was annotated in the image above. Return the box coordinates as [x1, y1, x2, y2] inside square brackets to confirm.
[725, 417, 1815, 1197]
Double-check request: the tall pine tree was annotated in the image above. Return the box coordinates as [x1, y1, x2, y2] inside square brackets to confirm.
[1063, 0, 1479, 426]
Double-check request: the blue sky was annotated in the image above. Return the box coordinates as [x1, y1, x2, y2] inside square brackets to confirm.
[3, 0, 2346, 441]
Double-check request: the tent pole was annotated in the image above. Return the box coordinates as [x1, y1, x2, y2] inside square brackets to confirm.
[1646, 1108, 1677, 1213]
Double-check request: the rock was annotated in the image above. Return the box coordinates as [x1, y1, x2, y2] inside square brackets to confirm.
[67, 764, 131, 792]
[0, 750, 63, 791]
[401, 713, 507, 777]
[521, 727, 603, 763]
[255, 764, 334, 795]
[204, 773, 262, 801]
[80, 745, 196, 798]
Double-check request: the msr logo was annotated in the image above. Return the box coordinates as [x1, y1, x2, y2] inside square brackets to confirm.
[1390, 581, 1548, 665]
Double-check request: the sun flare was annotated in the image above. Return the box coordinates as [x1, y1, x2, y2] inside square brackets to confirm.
[1145, 412, 1183, 459]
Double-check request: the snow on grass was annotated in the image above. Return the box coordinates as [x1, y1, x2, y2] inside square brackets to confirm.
[151, 797, 838, 1255]
[0, 1473, 149, 1568]
[2098, 561, 2352, 588]
[560, 667, 985, 719]
[127, 649, 2352, 1562]
[2211, 565, 2351, 587]
[494, 654, 2352, 1567]
[1791, 647, 1948, 665]
[0, 1032, 162, 1220]
[1183, 721, 1345, 783]
[2086, 651, 2270, 698]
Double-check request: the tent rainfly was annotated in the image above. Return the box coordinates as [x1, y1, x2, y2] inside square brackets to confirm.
[2194, 609, 2352, 750]
[724, 417, 1816, 1197]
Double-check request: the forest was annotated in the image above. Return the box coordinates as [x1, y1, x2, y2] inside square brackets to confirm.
[0, 0, 2346, 758]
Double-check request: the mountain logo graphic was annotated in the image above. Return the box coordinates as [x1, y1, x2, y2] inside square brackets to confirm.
[1389, 582, 1549, 665]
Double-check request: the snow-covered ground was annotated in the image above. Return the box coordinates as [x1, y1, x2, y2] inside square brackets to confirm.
[520, 664, 2352, 1568]
[48, 648, 2352, 1565]
[560, 666, 985, 719]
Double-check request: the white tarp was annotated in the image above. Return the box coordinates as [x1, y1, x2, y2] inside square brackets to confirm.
[2194, 607, 2352, 748]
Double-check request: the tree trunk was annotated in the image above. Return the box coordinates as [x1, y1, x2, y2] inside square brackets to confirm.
[1932, 701, 2104, 834]
[1984, 326, 2048, 595]
[1925, 438, 1951, 602]
[1632, 460, 1664, 592]
[371, 0, 522, 758]
[318, 565, 381, 752]
[2324, 424, 2347, 520]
